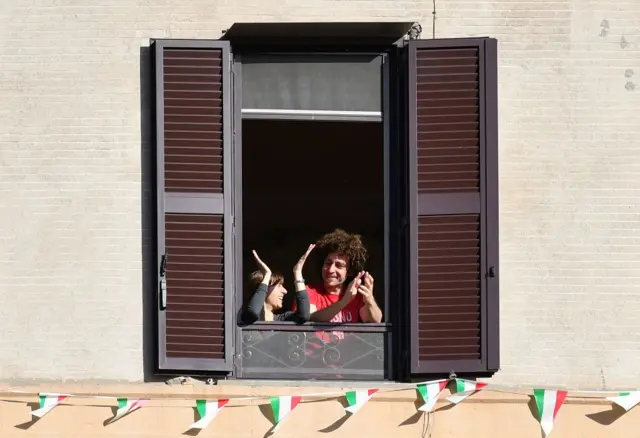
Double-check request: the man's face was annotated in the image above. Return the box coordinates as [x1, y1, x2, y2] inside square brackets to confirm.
[321, 252, 349, 288]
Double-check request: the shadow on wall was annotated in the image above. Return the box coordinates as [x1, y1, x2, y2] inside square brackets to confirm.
[140, 45, 162, 382]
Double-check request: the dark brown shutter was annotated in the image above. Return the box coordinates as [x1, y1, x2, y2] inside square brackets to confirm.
[154, 40, 234, 372]
[407, 38, 499, 374]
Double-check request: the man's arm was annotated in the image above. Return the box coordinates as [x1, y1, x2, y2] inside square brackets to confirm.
[359, 297, 383, 323]
[309, 273, 364, 322]
[309, 298, 350, 322]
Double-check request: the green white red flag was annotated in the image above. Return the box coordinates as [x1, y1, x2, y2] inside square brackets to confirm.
[188, 399, 229, 430]
[108, 398, 148, 424]
[533, 389, 567, 436]
[416, 380, 448, 412]
[344, 389, 378, 414]
[607, 392, 640, 411]
[31, 393, 68, 418]
[270, 395, 302, 432]
[446, 379, 488, 404]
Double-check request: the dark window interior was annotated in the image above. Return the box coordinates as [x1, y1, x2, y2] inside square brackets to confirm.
[241, 119, 385, 315]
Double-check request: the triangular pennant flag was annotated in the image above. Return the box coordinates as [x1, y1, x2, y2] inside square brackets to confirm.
[31, 393, 68, 418]
[446, 379, 488, 404]
[108, 398, 148, 424]
[188, 399, 229, 430]
[344, 389, 378, 414]
[533, 389, 567, 436]
[416, 380, 448, 412]
[270, 395, 302, 432]
[607, 391, 640, 412]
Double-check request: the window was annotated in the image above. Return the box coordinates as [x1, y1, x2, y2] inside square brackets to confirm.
[151, 26, 499, 381]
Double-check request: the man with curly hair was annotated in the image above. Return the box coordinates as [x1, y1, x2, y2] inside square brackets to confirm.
[293, 229, 383, 323]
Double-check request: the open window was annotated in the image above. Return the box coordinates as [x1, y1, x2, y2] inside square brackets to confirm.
[234, 50, 391, 380]
[150, 26, 500, 381]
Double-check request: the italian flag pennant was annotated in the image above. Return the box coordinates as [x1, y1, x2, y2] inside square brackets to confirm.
[533, 389, 567, 436]
[344, 389, 378, 414]
[607, 391, 640, 412]
[416, 380, 448, 412]
[446, 379, 488, 404]
[108, 398, 148, 424]
[188, 399, 229, 430]
[270, 395, 302, 432]
[31, 393, 68, 418]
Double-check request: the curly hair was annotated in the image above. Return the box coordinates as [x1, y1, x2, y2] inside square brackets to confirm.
[315, 229, 368, 274]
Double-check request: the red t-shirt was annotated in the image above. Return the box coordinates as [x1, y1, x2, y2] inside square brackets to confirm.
[304, 283, 364, 323]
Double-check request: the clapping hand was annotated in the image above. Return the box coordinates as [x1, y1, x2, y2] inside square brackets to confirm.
[293, 244, 315, 279]
[342, 271, 365, 303]
[252, 250, 272, 277]
[357, 272, 375, 305]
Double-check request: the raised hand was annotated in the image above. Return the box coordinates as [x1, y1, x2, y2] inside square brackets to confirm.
[357, 271, 382, 323]
[358, 271, 375, 304]
[363, 272, 374, 290]
[293, 244, 315, 278]
[252, 250, 272, 276]
[342, 271, 365, 303]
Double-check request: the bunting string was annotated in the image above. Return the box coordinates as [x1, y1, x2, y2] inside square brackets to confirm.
[3, 379, 631, 400]
[1, 378, 638, 436]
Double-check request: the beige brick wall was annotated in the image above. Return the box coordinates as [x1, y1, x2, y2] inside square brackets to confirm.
[1, 0, 639, 386]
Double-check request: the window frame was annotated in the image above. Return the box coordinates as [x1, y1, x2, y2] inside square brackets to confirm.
[230, 46, 395, 380]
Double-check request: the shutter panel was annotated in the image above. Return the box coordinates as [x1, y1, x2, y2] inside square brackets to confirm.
[154, 40, 234, 372]
[407, 38, 499, 374]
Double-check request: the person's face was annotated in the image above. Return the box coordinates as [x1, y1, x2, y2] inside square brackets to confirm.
[265, 283, 287, 310]
[322, 252, 349, 288]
